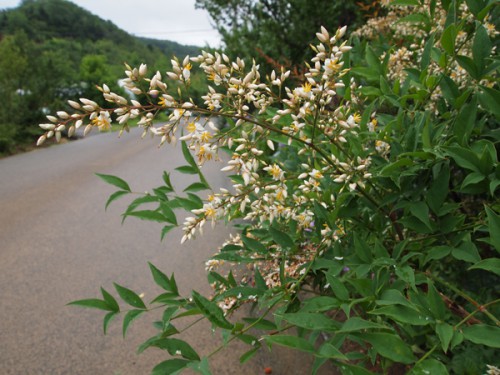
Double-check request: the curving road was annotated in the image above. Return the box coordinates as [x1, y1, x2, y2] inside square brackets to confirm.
[0, 131, 332, 374]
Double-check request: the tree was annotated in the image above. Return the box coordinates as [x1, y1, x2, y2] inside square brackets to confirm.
[195, 0, 364, 70]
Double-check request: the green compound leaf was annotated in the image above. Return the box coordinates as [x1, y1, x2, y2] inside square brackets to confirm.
[462, 324, 500, 348]
[191, 290, 233, 330]
[114, 283, 146, 309]
[95, 173, 131, 192]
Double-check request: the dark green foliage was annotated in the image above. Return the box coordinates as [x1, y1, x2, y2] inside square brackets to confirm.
[195, 0, 365, 71]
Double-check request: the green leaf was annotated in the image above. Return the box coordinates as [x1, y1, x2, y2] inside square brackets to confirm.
[114, 283, 146, 309]
[354, 233, 373, 262]
[241, 235, 267, 254]
[183, 182, 209, 193]
[338, 317, 389, 333]
[326, 274, 350, 301]
[462, 324, 500, 348]
[125, 210, 168, 223]
[456, 55, 478, 79]
[468, 258, 500, 276]
[485, 206, 500, 252]
[409, 202, 433, 230]
[460, 172, 485, 190]
[370, 305, 432, 325]
[159, 202, 177, 225]
[427, 282, 446, 320]
[301, 296, 341, 312]
[148, 263, 178, 295]
[410, 359, 448, 374]
[181, 140, 198, 168]
[175, 165, 198, 174]
[281, 312, 339, 331]
[451, 241, 481, 263]
[443, 146, 481, 172]
[162, 171, 174, 191]
[395, 265, 416, 291]
[436, 323, 454, 352]
[95, 173, 131, 192]
[316, 342, 348, 360]
[122, 309, 145, 338]
[103, 311, 117, 335]
[191, 291, 233, 330]
[454, 98, 477, 145]
[187, 357, 212, 375]
[101, 287, 119, 312]
[421, 33, 435, 70]
[67, 298, 114, 311]
[239, 347, 260, 364]
[242, 318, 277, 331]
[440, 24, 456, 55]
[150, 338, 200, 361]
[472, 25, 491, 72]
[151, 359, 190, 375]
[161, 225, 175, 241]
[361, 333, 415, 364]
[105, 190, 129, 210]
[264, 334, 315, 353]
[269, 227, 294, 249]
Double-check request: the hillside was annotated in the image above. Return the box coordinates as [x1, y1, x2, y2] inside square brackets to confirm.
[0, 0, 203, 154]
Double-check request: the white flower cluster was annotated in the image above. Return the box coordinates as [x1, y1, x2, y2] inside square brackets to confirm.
[37, 26, 384, 259]
[354, 0, 498, 108]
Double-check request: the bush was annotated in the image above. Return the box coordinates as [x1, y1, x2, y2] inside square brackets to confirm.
[38, 0, 499, 373]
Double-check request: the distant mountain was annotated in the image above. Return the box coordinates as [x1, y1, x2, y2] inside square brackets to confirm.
[0, 0, 206, 154]
[0, 0, 200, 59]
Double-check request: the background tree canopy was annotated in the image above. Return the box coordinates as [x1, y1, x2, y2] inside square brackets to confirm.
[195, 0, 372, 70]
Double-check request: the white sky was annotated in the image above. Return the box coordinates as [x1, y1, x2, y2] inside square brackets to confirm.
[0, 0, 222, 47]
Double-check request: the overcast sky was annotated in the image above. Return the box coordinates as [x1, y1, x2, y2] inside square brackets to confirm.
[0, 0, 222, 47]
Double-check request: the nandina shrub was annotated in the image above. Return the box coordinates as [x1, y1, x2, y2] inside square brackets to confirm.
[38, 0, 499, 373]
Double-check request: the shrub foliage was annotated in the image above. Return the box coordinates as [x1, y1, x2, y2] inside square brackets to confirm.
[39, 0, 499, 373]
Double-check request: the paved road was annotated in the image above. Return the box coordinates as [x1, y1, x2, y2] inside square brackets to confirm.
[0, 131, 330, 374]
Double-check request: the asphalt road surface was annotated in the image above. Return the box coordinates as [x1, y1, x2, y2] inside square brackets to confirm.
[0, 130, 332, 374]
